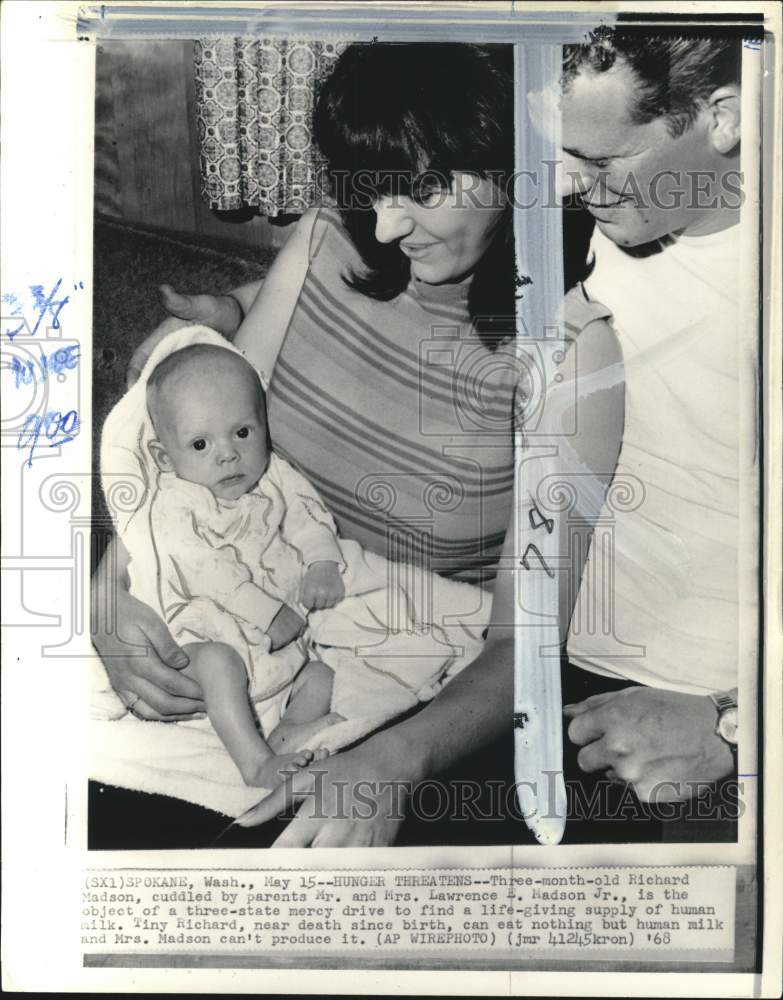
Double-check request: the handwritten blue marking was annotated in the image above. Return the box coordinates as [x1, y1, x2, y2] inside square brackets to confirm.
[3, 344, 80, 388]
[2, 279, 83, 340]
[17, 409, 79, 467]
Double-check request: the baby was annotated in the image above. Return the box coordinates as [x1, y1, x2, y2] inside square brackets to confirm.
[145, 342, 347, 788]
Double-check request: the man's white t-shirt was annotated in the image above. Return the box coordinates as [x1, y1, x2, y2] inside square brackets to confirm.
[567, 222, 744, 695]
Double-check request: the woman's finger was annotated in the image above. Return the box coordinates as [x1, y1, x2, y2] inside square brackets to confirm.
[234, 769, 312, 827]
[139, 617, 190, 670]
[128, 697, 206, 723]
[133, 654, 204, 702]
[272, 814, 320, 848]
[126, 363, 143, 389]
[311, 822, 368, 848]
[131, 676, 206, 717]
[158, 286, 241, 334]
[159, 284, 199, 320]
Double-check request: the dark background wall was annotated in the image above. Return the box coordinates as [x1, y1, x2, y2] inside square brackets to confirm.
[94, 40, 296, 250]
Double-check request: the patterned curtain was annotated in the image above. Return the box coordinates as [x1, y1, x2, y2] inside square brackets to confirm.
[194, 38, 347, 216]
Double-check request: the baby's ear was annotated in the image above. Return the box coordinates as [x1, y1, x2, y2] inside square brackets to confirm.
[147, 439, 173, 472]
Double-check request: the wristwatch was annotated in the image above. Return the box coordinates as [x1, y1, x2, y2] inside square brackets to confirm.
[709, 689, 738, 751]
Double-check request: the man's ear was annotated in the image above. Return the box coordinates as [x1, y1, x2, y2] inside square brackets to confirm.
[707, 84, 741, 155]
[147, 439, 174, 472]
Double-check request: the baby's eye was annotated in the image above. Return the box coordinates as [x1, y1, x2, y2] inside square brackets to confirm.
[192, 439, 207, 452]
[236, 426, 250, 439]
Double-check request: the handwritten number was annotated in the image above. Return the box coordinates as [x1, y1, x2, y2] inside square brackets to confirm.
[59, 409, 78, 435]
[528, 498, 554, 534]
[3, 279, 76, 341]
[521, 543, 555, 578]
[3, 345, 80, 390]
[17, 409, 79, 467]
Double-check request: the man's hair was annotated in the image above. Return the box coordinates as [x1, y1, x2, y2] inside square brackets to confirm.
[563, 26, 742, 138]
[146, 343, 265, 433]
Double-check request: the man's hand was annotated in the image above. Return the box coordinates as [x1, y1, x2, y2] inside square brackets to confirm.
[300, 561, 345, 611]
[267, 603, 306, 651]
[564, 687, 735, 802]
[92, 587, 205, 721]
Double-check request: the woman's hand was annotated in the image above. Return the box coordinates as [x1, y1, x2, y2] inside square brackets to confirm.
[92, 584, 206, 721]
[158, 284, 244, 335]
[235, 730, 414, 847]
[126, 285, 244, 388]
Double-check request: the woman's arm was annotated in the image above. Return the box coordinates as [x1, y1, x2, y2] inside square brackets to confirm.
[91, 534, 206, 720]
[127, 208, 318, 387]
[126, 284, 261, 388]
[233, 207, 318, 376]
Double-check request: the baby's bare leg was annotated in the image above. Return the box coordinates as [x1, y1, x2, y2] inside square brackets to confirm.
[268, 660, 344, 753]
[182, 642, 316, 788]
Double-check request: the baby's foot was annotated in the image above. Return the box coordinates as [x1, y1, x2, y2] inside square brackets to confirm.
[267, 712, 344, 754]
[244, 750, 315, 789]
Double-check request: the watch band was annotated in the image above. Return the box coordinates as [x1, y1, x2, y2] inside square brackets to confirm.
[709, 690, 737, 714]
[709, 690, 738, 753]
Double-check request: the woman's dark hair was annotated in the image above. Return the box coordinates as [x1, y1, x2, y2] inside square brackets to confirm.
[312, 43, 515, 347]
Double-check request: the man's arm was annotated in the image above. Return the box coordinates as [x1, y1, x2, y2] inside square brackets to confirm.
[554, 323, 737, 802]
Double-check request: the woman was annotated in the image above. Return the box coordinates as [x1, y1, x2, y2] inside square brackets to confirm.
[92, 42, 622, 847]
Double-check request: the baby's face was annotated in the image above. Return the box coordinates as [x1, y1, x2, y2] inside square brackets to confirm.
[153, 358, 269, 501]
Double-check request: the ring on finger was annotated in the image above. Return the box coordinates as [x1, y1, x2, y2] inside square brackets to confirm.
[125, 692, 142, 718]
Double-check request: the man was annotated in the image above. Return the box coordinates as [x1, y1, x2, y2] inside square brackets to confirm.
[556, 27, 749, 820]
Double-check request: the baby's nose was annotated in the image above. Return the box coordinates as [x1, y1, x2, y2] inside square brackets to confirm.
[218, 442, 239, 462]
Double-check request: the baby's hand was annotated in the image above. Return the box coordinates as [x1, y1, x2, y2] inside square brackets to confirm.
[300, 561, 345, 610]
[267, 603, 305, 650]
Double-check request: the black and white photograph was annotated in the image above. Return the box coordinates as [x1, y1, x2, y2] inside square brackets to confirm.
[1, 1, 781, 993]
